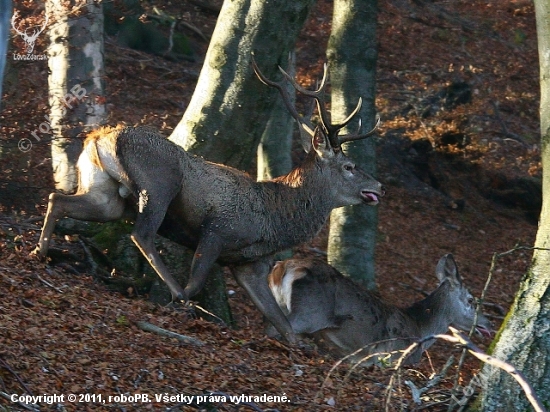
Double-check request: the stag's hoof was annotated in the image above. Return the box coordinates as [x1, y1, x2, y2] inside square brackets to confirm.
[174, 292, 190, 304]
[165, 294, 192, 311]
[30, 246, 46, 259]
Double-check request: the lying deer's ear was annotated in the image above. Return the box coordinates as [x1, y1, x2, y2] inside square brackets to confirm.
[435, 253, 462, 287]
[312, 127, 334, 159]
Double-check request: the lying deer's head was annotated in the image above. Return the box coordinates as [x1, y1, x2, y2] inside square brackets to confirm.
[432, 254, 493, 338]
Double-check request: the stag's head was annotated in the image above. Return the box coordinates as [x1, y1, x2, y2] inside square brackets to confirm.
[252, 56, 385, 207]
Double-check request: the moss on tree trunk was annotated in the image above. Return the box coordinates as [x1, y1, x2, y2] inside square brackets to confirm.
[475, 0, 550, 409]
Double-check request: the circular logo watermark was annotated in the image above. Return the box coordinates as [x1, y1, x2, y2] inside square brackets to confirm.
[18, 138, 32, 152]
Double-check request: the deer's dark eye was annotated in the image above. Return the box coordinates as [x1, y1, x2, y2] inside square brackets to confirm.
[343, 164, 354, 172]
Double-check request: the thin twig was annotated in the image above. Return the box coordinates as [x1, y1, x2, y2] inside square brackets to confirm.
[449, 251, 497, 410]
[385, 341, 421, 411]
[449, 244, 549, 411]
[318, 337, 414, 401]
[481, 301, 506, 316]
[190, 303, 227, 327]
[439, 327, 547, 412]
[405, 356, 454, 405]
[387, 326, 546, 412]
[180, 21, 209, 42]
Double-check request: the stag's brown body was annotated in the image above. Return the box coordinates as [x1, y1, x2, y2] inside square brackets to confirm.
[35, 60, 385, 343]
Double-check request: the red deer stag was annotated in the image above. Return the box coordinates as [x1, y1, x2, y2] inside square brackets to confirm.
[35, 58, 384, 343]
[267, 254, 492, 362]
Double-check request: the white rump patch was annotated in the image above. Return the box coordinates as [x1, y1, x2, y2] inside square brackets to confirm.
[270, 263, 308, 314]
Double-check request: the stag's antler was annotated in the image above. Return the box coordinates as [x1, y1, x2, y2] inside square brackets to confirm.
[252, 55, 379, 150]
[252, 56, 315, 149]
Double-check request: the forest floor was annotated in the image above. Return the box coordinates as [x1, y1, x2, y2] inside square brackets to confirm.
[0, 0, 542, 410]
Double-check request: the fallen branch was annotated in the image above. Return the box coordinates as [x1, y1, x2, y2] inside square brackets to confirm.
[0, 391, 39, 411]
[135, 321, 204, 346]
[0, 357, 34, 396]
[35, 271, 64, 293]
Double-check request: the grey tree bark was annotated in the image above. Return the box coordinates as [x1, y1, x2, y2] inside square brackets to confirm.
[169, 0, 315, 172]
[257, 52, 295, 181]
[326, 0, 379, 290]
[47, 0, 105, 192]
[475, 0, 550, 409]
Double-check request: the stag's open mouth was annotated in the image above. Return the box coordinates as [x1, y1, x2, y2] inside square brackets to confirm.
[361, 191, 380, 205]
[475, 325, 493, 339]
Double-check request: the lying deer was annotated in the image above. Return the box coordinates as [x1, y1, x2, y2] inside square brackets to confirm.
[34, 58, 385, 343]
[267, 254, 492, 363]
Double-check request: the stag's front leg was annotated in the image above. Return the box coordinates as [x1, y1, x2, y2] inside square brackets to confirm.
[132, 229, 187, 302]
[233, 260, 297, 344]
[130, 193, 187, 302]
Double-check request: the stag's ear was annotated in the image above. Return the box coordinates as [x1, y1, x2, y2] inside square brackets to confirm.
[312, 127, 334, 159]
[435, 254, 462, 287]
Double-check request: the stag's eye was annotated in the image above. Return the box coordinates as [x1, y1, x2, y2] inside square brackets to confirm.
[343, 164, 354, 172]
[468, 297, 474, 305]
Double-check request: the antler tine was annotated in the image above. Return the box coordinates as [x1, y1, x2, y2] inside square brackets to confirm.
[251, 56, 315, 139]
[339, 115, 381, 144]
[332, 97, 363, 131]
[277, 64, 333, 137]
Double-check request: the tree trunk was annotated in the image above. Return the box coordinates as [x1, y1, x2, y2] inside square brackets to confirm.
[326, 0, 379, 290]
[257, 52, 295, 181]
[476, 0, 550, 409]
[47, 0, 105, 192]
[169, 0, 315, 172]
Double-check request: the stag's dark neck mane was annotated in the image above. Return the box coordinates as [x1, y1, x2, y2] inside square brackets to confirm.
[262, 152, 336, 249]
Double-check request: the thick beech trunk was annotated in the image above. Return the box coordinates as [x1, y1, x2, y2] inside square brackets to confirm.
[327, 0, 379, 290]
[475, 0, 550, 409]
